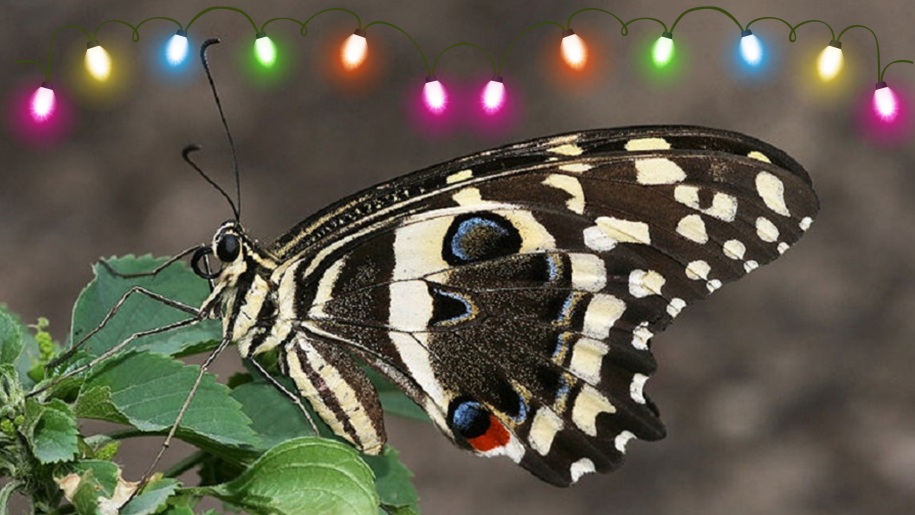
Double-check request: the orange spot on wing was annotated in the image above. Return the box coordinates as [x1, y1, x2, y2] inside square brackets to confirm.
[468, 415, 511, 452]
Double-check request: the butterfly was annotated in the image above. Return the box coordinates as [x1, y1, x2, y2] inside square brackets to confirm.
[173, 123, 818, 487]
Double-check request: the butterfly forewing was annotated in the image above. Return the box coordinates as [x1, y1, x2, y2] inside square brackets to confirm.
[240, 126, 818, 486]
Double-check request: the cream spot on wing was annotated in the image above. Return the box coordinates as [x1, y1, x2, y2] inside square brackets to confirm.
[451, 187, 483, 206]
[583, 217, 651, 251]
[705, 193, 738, 222]
[676, 214, 708, 244]
[529, 409, 564, 456]
[744, 260, 759, 273]
[569, 253, 607, 292]
[778, 242, 790, 254]
[667, 298, 686, 318]
[685, 260, 711, 281]
[748, 150, 771, 163]
[630, 374, 648, 404]
[543, 174, 585, 214]
[549, 143, 584, 156]
[614, 431, 637, 453]
[632, 322, 653, 350]
[569, 337, 609, 384]
[706, 279, 722, 293]
[570, 458, 596, 482]
[625, 137, 671, 151]
[582, 294, 627, 339]
[636, 158, 687, 185]
[446, 169, 473, 184]
[756, 216, 780, 242]
[755, 171, 791, 216]
[559, 163, 594, 173]
[572, 385, 616, 437]
[723, 239, 746, 260]
[628, 269, 666, 298]
[674, 185, 737, 221]
[800, 217, 813, 231]
[674, 185, 700, 208]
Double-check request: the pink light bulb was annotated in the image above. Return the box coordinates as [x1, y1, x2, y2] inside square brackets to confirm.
[30, 82, 55, 121]
[423, 77, 447, 114]
[481, 77, 506, 114]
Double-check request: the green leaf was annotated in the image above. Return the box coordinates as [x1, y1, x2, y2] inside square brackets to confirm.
[21, 398, 78, 464]
[69, 255, 221, 360]
[75, 352, 259, 452]
[57, 460, 127, 515]
[201, 437, 379, 515]
[0, 309, 22, 367]
[364, 446, 418, 512]
[122, 477, 180, 515]
[230, 381, 318, 451]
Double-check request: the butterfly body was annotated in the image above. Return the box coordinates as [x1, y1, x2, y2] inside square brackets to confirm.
[197, 125, 818, 486]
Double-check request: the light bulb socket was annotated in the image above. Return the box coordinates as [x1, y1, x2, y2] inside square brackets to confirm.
[875, 81, 888, 90]
[661, 31, 673, 39]
[176, 29, 188, 37]
[741, 29, 753, 37]
[354, 28, 366, 37]
[562, 28, 575, 38]
[491, 75, 504, 83]
[40, 81, 52, 89]
[87, 40, 100, 49]
[255, 31, 268, 39]
[828, 40, 842, 49]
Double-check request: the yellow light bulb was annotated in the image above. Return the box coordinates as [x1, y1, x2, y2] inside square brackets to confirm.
[85, 40, 112, 81]
[817, 40, 844, 81]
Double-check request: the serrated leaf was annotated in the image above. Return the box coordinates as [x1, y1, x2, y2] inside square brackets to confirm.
[364, 446, 418, 512]
[69, 255, 220, 360]
[75, 352, 259, 452]
[22, 398, 78, 464]
[201, 438, 379, 515]
[230, 381, 318, 451]
[0, 309, 22, 367]
[121, 477, 180, 515]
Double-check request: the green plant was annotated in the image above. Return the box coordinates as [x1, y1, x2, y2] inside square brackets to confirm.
[0, 255, 420, 514]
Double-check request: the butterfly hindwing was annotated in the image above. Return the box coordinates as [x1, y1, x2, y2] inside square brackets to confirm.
[265, 126, 818, 485]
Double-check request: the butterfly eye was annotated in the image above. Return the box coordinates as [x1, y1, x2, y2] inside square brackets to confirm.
[216, 234, 240, 262]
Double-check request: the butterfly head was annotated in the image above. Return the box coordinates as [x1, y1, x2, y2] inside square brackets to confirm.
[192, 221, 274, 284]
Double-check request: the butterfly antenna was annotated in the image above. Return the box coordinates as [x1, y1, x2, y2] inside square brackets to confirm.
[182, 145, 237, 214]
[200, 38, 242, 220]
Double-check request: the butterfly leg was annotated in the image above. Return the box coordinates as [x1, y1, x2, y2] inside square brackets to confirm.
[138, 335, 234, 486]
[46, 285, 201, 371]
[28, 315, 202, 397]
[246, 355, 320, 435]
[98, 246, 201, 279]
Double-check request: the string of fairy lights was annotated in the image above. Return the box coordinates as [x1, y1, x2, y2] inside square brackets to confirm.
[15, 5, 914, 133]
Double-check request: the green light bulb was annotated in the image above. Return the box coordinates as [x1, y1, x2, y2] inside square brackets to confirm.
[652, 32, 675, 68]
[254, 32, 277, 68]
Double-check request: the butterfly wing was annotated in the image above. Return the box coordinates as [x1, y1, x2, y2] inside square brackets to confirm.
[270, 126, 819, 485]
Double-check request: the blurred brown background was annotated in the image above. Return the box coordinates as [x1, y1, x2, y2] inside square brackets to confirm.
[2, 1, 914, 514]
